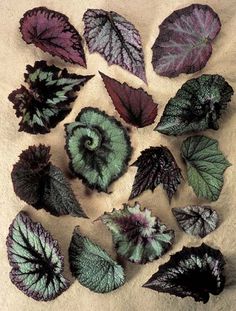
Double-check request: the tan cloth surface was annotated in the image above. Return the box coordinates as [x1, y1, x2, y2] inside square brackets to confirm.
[0, 0, 236, 310]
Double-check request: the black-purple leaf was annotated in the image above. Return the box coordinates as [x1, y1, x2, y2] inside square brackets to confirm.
[129, 146, 182, 202]
[83, 9, 146, 82]
[20, 7, 86, 66]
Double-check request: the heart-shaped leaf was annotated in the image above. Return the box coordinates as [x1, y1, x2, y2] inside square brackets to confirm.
[152, 4, 221, 77]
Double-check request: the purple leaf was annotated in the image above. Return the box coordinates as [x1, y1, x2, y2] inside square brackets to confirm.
[152, 4, 221, 77]
[100, 72, 157, 127]
[83, 9, 146, 82]
[20, 7, 86, 66]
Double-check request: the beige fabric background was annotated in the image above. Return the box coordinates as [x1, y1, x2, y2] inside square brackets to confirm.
[0, 0, 236, 310]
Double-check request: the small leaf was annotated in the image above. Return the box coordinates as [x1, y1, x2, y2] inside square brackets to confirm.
[156, 75, 234, 135]
[143, 243, 225, 303]
[172, 205, 219, 238]
[181, 135, 231, 201]
[152, 4, 221, 77]
[100, 72, 158, 127]
[11, 144, 87, 218]
[129, 146, 182, 202]
[99, 202, 174, 264]
[20, 7, 86, 66]
[65, 107, 132, 192]
[69, 227, 125, 293]
[8, 60, 93, 134]
[6, 212, 70, 301]
[83, 9, 146, 82]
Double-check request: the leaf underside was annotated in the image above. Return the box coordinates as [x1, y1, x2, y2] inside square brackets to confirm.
[143, 243, 225, 303]
[6, 212, 70, 301]
[83, 9, 146, 82]
[152, 4, 221, 77]
[69, 227, 125, 293]
[181, 135, 231, 201]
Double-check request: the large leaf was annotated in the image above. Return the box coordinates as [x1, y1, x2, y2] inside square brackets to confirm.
[100, 72, 157, 127]
[99, 202, 174, 264]
[69, 227, 125, 293]
[6, 212, 70, 301]
[181, 135, 231, 201]
[156, 75, 234, 135]
[83, 9, 146, 82]
[152, 4, 221, 77]
[65, 107, 132, 192]
[143, 243, 225, 303]
[129, 146, 182, 202]
[20, 7, 86, 66]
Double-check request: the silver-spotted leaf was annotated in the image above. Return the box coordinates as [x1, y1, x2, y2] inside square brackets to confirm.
[172, 205, 219, 238]
[20, 7, 86, 66]
[143, 243, 225, 303]
[69, 227, 125, 293]
[65, 107, 132, 192]
[156, 75, 234, 135]
[83, 9, 146, 82]
[100, 72, 158, 127]
[6, 212, 70, 301]
[11, 144, 87, 218]
[181, 135, 231, 201]
[129, 146, 182, 202]
[99, 202, 174, 264]
[152, 4, 221, 77]
[8, 61, 93, 134]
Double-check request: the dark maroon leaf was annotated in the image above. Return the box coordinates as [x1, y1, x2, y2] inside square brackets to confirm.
[100, 72, 158, 127]
[20, 7, 86, 66]
[83, 9, 146, 82]
[152, 4, 221, 77]
[129, 146, 182, 202]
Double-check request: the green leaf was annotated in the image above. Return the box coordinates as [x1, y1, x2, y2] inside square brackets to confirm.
[155, 75, 234, 135]
[181, 135, 231, 201]
[69, 227, 125, 293]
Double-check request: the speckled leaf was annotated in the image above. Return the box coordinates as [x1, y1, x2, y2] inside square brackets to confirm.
[181, 136, 231, 201]
[152, 4, 221, 77]
[129, 146, 182, 202]
[100, 72, 157, 127]
[143, 243, 225, 303]
[65, 107, 132, 192]
[20, 7, 86, 66]
[11, 144, 87, 218]
[156, 75, 234, 135]
[8, 61, 93, 134]
[6, 212, 70, 301]
[172, 205, 219, 238]
[99, 202, 174, 264]
[83, 9, 146, 82]
[69, 227, 125, 293]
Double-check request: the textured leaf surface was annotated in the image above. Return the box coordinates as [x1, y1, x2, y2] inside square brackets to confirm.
[156, 75, 234, 135]
[20, 7, 86, 66]
[143, 243, 225, 303]
[6, 212, 70, 301]
[83, 9, 146, 82]
[99, 202, 174, 264]
[69, 227, 125, 293]
[130, 146, 182, 201]
[172, 205, 219, 238]
[100, 72, 157, 127]
[8, 61, 93, 134]
[181, 136, 231, 201]
[65, 107, 132, 192]
[11, 144, 87, 217]
[152, 4, 221, 77]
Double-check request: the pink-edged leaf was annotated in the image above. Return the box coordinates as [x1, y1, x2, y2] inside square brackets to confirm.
[20, 7, 86, 66]
[83, 9, 146, 82]
[152, 4, 221, 77]
[100, 72, 157, 127]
